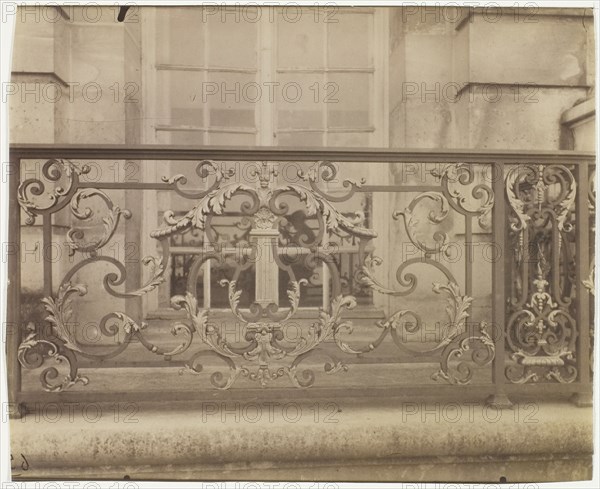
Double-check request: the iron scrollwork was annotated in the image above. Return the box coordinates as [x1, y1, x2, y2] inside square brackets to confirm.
[18, 159, 496, 391]
[505, 164, 578, 384]
[151, 161, 372, 388]
[18, 159, 92, 225]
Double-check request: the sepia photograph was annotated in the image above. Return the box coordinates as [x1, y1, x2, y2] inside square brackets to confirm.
[0, 0, 597, 486]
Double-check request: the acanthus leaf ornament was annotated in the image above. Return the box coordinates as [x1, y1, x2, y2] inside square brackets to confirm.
[432, 281, 473, 349]
[151, 182, 256, 239]
[41, 283, 87, 353]
[19, 159, 497, 391]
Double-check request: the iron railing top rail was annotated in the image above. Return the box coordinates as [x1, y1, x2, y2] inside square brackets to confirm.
[10, 144, 596, 164]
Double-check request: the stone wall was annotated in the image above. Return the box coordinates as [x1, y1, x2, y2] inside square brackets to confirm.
[11, 6, 142, 329]
[387, 6, 595, 151]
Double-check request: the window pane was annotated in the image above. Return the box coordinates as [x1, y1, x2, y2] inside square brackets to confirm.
[328, 12, 373, 68]
[327, 73, 371, 127]
[153, 7, 378, 149]
[166, 131, 205, 145]
[156, 130, 205, 146]
[277, 9, 324, 69]
[276, 73, 325, 130]
[276, 131, 323, 146]
[327, 131, 370, 147]
[156, 71, 204, 126]
[209, 132, 256, 146]
[156, 7, 205, 66]
[207, 72, 257, 128]
[207, 13, 258, 69]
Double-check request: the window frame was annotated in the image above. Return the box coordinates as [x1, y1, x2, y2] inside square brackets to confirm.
[139, 6, 389, 315]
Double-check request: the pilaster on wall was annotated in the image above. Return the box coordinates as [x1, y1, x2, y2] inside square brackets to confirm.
[388, 7, 458, 149]
[10, 6, 142, 145]
[61, 7, 142, 145]
[452, 7, 593, 150]
[10, 6, 70, 143]
[10, 6, 144, 326]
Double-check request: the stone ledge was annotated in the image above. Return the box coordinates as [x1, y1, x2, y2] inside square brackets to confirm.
[14, 453, 592, 482]
[10, 71, 70, 87]
[562, 97, 596, 127]
[455, 7, 594, 32]
[10, 399, 593, 482]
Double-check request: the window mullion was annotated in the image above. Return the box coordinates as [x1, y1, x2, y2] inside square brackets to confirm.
[259, 8, 275, 146]
[202, 8, 209, 146]
[323, 15, 328, 147]
[321, 14, 330, 308]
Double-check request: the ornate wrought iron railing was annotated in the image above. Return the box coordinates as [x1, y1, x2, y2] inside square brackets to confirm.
[5, 145, 595, 415]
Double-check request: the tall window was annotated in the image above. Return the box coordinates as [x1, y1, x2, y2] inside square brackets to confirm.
[143, 6, 388, 312]
[274, 8, 376, 146]
[154, 7, 259, 146]
[150, 6, 385, 147]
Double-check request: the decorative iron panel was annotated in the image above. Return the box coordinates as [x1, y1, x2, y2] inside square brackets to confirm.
[6, 147, 593, 407]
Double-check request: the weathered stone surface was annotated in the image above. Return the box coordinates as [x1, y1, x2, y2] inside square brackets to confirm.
[463, 14, 590, 86]
[455, 86, 588, 149]
[387, 7, 595, 150]
[11, 400, 592, 481]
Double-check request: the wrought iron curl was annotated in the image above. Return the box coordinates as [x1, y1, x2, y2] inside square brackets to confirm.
[18, 159, 92, 224]
[162, 159, 236, 199]
[297, 160, 366, 203]
[18, 330, 89, 392]
[432, 321, 495, 385]
[431, 163, 494, 229]
[67, 188, 132, 255]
